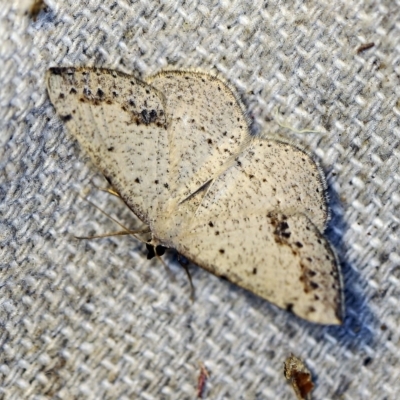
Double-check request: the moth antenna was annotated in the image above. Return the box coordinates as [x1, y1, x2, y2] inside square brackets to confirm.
[273, 106, 325, 135]
[92, 185, 146, 226]
[78, 195, 150, 242]
[178, 255, 195, 302]
[75, 229, 149, 240]
[79, 195, 132, 231]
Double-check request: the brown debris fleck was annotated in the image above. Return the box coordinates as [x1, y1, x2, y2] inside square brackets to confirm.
[357, 42, 375, 54]
[29, 0, 47, 21]
[197, 362, 209, 398]
[269, 213, 292, 245]
[284, 354, 314, 400]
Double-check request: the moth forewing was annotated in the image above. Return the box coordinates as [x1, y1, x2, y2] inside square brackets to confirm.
[46, 67, 170, 225]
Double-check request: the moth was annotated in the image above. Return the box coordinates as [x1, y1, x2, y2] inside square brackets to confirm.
[46, 67, 344, 324]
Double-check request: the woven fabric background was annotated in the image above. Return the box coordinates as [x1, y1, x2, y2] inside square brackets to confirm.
[1, 0, 399, 399]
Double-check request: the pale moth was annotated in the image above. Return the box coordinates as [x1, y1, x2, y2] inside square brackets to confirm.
[46, 68, 344, 324]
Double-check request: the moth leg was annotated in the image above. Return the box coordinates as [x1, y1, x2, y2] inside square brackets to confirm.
[178, 254, 195, 302]
[93, 185, 121, 198]
[156, 253, 176, 282]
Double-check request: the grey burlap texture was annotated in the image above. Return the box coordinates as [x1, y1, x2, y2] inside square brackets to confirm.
[1, 0, 399, 399]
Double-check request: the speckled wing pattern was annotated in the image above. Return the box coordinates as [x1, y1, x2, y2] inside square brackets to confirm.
[146, 71, 251, 205]
[46, 67, 169, 224]
[46, 68, 343, 324]
[174, 139, 341, 324]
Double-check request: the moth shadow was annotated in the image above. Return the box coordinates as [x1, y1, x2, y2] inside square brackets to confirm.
[310, 179, 376, 349]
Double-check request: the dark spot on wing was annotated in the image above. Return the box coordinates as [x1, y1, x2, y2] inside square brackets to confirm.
[300, 262, 320, 294]
[83, 87, 91, 97]
[149, 109, 157, 122]
[274, 221, 291, 239]
[310, 282, 319, 290]
[141, 109, 151, 124]
[60, 114, 72, 122]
